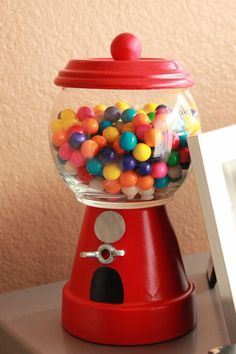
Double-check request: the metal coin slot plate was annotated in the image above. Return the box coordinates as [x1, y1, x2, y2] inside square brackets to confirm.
[80, 244, 125, 264]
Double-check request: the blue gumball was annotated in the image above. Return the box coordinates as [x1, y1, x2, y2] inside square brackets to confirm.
[154, 176, 170, 189]
[121, 108, 137, 123]
[100, 146, 117, 164]
[86, 158, 103, 175]
[136, 161, 151, 176]
[119, 131, 137, 151]
[122, 154, 136, 171]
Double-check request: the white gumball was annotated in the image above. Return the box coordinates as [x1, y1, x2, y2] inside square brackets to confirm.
[122, 186, 139, 199]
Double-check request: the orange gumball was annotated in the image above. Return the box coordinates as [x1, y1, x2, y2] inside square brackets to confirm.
[121, 122, 135, 133]
[91, 135, 107, 150]
[113, 139, 125, 155]
[119, 171, 138, 187]
[81, 118, 99, 135]
[132, 113, 150, 128]
[52, 130, 67, 147]
[104, 179, 122, 194]
[144, 128, 163, 147]
[136, 175, 154, 190]
[81, 140, 99, 158]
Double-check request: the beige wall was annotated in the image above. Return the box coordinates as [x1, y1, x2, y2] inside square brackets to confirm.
[1, 0, 236, 293]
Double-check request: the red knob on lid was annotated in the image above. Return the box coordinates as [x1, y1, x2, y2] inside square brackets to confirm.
[111, 33, 142, 61]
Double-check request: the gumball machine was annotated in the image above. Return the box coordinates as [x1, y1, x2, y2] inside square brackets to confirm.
[49, 33, 201, 345]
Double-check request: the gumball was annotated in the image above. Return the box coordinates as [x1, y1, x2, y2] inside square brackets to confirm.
[179, 147, 190, 164]
[114, 121, 124, 132]
[143, 103, 158, 113]
[52, 131, 68, 147]
[133, 143, 151, 161]
[155, 104, 170, 114]
[81, 118, 99, 135]
[121, 186, 139, 199]
[51, 119, 63, 132]
[168, 164, 182, 181]
[81, 140, 99, 159]
[58, 142, 73, 160]
[100, 146, 117, 164]
[115, 101, 130, 112]
[139, 187, 155, 200]
[154, 176, 170, 189]
[172, 132, 180, 149]
[70, 150, 87, 167]
[137, 109, 146, 114]
[104, 179, 122, 194]
[151, 161, 168, 179]
[119, 131, 137, 151]
[86, 158, 103, 175]
[102, 126, 120, 144]
[64, 161, 77, 175]
[113, 139, 125, 155]
[66, 125, 84, 137]
[167, 151, 180, 166]
[103, 163, 121, 181]
[103, 106, 121, 122]
[136, 175, 154, 190]
[121, 108, 137, 123]
[136, 124, 150, 140]
[132, 113, 150, 128]
[179, 131, 189, 147]
[76, 106, 94, 121]
[121, 123, 135, 133]
[77, 166, 93, 183]
[91, 135, 107, 149]
[148, 111, 155, 122]
[99, 120, 112, 132]
[119, 170, 138, 187]
[68, 132, 86, 149]
[122, 154, 136, 171]
[136, 161, 151, 176]
[144, 128, 163, 147]
[94, 104, 107, 114]
[89, 177, 105, 191]
[60, 109, 76, 121]
[62, 118, 79, 131]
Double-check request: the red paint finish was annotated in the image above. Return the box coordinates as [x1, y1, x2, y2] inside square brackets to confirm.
[62, 205, 196, 345]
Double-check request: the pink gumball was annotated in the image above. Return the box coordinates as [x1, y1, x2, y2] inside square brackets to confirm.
[58, 143, 73, 161]
[69, 150, 87, 167]
[136, 124, 150, 140]
[76, 106, 94, 121]
[151, 161, 168, 179]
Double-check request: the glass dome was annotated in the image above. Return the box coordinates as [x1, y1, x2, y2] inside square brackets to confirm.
[49, 33, 201, 209]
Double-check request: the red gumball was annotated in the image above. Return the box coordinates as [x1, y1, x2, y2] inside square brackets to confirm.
[77, 167, 93, 183]
[172, 132, 180, 150]
[178, 147, 190, 164]
[66, 125, 84, 137]
[110, 33, 142, 61]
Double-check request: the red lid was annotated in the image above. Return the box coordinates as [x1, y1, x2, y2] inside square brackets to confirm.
[54, 33, 193, 90]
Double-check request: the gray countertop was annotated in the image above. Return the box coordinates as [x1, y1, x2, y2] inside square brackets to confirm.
[0, 253, 230, 354]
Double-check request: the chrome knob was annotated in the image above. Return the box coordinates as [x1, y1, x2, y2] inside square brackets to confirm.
[80, 244, 125, 264]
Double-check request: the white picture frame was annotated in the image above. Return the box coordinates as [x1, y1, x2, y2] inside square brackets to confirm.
[188, 124, 236, 343]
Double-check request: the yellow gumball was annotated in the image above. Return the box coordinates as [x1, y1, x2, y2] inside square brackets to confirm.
[143, 103, 158, 113]
[60, 108, 76, 121]
[62, 118, 79, 130]
[133, 143, 151, 162]
[51, 119, 63, 132]
[137, 109, 146, 114]
[94, 104, 107, 114]
[102, 127, 120, 144]
[115, 101, 130, 112]
[103, 163, 121, 181]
